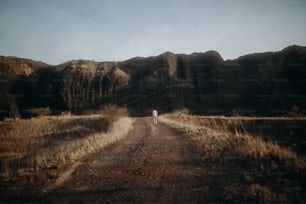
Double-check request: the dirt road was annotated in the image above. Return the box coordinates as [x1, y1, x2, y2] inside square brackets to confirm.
[2, 116, 305, 203]
[36, 117, 225, 203]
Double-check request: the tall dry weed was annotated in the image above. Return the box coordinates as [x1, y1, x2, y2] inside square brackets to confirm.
[0, 112, 133, 175]
[160, 112, 306, 168]
[161, 111, 306, 203]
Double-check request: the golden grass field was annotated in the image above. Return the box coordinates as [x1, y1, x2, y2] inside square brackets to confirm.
[0, 106, 133, 176]
[159, 110, 306, 203]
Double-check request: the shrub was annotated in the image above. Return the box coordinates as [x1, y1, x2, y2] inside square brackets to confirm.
[288, 105, 301, 117]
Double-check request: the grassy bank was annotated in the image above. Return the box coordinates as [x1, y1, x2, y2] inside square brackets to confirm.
[0, 106, 133, 175]
[160, 110, 306, 203]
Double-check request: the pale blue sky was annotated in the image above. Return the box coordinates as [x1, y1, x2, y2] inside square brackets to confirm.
[1, 0, 306, 65]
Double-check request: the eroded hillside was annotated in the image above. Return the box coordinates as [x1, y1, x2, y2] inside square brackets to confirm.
[1, 45, 306, 119]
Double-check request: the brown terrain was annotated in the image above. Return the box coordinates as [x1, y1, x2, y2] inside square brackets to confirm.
[1, 112, 306, 203]
[0, 46, 306, 203]
[42, 117, 207, 203]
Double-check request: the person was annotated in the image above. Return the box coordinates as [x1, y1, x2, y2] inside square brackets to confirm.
[152, 109, 158, 125]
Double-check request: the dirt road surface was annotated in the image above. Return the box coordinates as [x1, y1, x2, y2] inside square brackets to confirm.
[2, 116, 305, 203]
[6, 117, 288, 203]
[33, 117, 229, 203]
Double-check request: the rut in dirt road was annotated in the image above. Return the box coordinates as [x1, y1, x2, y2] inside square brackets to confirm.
[42, 117, 213, 203]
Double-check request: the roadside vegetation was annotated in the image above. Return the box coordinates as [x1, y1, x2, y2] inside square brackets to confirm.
[160, 109, 306, 203]
[0, 105, 133, 177]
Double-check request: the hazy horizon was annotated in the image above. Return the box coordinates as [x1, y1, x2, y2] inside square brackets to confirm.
[1, 0, 306, 65]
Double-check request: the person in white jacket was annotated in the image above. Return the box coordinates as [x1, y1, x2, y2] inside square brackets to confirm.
[152, 109, 158, 125]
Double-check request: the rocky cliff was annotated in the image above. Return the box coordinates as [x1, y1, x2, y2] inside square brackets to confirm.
[1, 45, 306, 119]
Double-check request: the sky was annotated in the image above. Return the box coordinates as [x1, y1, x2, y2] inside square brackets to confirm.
[0, 0, 306, 65]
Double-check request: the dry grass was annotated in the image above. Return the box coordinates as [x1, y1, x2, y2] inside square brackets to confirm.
[160, 110, 306, 202]
[24, 107, 52, 117]
[247, 184, 287, 203]
[96, 104, 129, 121]
[160, 110, 305, 167]
[0, 105, 133, 175]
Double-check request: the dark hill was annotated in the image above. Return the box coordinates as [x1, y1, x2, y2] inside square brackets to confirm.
[0, 56, 51, 118]
[1, 45, 306, 119]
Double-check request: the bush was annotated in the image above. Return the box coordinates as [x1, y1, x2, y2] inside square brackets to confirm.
[26, 107, 52, 117]
[288, 105, 301, 117]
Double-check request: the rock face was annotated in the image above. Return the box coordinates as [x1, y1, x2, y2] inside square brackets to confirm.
[1, 45, 306, 119]
[51, 60, 129, 111]
[3, 60, 129, 118]
[0, 56, 50, 118]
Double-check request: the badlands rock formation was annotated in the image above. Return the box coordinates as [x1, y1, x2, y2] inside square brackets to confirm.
[0, 45, 305, 119]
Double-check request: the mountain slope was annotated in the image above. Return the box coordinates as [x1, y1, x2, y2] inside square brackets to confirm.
[1, 45, 306, 119]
